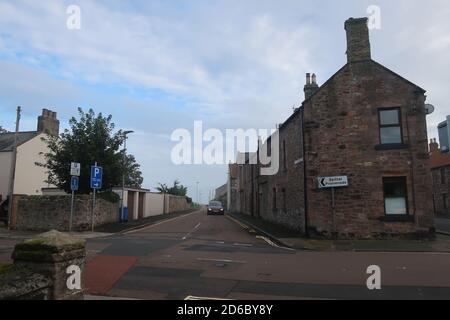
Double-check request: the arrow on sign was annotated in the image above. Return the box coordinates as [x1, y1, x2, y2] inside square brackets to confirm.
[319, 178, 327, 188]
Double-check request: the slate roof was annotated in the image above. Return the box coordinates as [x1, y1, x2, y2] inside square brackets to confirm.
[0, 131, 39, 152]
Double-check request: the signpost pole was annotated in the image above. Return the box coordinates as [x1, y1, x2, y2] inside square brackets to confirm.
[331, 187, 336, 238]
[92, 162, 97, 232]
[318, 176, 348, 239]
[69, 163, 80, 233]
[92, 189, 96, 232]
[70, 189, 74, 232]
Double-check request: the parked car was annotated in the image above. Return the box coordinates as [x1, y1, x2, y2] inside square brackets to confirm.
[0, 198, 8, 226]
[207, 201, 224, 215]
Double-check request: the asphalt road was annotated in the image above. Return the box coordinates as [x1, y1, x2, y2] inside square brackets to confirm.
[84, 208, 450, 300]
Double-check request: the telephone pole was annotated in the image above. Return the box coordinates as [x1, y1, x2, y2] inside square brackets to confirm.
[7, 106, 21, 229]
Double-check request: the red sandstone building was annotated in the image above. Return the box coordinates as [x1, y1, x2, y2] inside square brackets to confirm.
[232, 18, 435, 239]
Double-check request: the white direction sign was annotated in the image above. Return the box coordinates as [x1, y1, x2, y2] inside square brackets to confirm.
[70, 162, 81, 177]
[318, 176, 348, 189]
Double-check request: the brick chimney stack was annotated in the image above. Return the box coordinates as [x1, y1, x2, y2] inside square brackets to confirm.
[429, 138, 439, 153]
[37, 109, 60, 136]
[345, 17, 371, 63]
[304, 73, 319, 100]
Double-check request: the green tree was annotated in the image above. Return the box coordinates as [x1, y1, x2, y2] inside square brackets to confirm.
[156, 180, 187, 196]
[39, 108, 143, 194]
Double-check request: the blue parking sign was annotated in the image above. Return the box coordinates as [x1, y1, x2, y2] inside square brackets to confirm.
[90, 165, 103, 189]
[70, 176, 79, 191]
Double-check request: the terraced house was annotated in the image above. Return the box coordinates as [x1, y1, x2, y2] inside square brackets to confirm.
[232, 17, 435, 239]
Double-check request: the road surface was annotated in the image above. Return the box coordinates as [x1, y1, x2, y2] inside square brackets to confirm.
[83, 208, 450, 300]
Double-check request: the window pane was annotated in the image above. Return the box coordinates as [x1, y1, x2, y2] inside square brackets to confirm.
[384, 178, 406, 197]
[380, 127, 402, 144]
[383, 177, 408, 215]
[380, 110, 399, 125]
[385, 197, 407, 215]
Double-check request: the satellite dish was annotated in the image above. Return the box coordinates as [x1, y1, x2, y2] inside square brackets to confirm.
[425, 104, 435, 115]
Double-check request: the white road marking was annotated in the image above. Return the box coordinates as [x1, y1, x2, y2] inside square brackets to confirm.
[233, 243, 253, 247]
[256, 235, 295, 251]
[227, 215, 295, 251]
[226, 215, 249, 229]
[197, 258, 246, 264]
[182, 222, 201, 240]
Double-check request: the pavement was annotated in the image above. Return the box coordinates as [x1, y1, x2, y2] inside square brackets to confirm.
[2, 208, 450, 299]
[228, 212, 450, 253]
[436, 217, 450, 235]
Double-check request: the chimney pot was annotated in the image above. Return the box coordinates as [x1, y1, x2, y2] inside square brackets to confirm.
[304, 72, 319, 100]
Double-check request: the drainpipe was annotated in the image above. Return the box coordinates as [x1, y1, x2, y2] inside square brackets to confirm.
[301, 105, 309, 237]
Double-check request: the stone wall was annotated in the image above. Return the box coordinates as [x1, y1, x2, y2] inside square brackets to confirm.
[12, 195, 119, 232]
[1, 231, 86, 300]
[0, 265, 51, 300]
[168, 195, 191, 213]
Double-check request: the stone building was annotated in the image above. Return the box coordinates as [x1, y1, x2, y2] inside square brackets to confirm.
[429, 139, 450, 216]
[233, 18, 435, 239]
[227, 163, 239, 213]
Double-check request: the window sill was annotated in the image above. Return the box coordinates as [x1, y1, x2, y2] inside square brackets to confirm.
[375, 143, 409, 151]
[379, 215, 414, 223]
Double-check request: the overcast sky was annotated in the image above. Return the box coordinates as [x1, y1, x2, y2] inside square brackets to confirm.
[0, 0, 449, 203]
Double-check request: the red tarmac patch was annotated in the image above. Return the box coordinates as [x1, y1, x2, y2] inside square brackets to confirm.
[85, 255, 138, 295]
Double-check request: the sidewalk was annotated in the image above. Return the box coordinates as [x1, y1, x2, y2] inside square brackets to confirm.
[227, 212, 450, 253]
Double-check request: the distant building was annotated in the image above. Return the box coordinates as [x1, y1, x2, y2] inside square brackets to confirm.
[227, 163, 239, 212]
[214, 183, 227, 208]
[232, 18, 435, 239]
[429, 139, 450, 216]
[0, 109, 59, 200]
[438, 116, 450, 153]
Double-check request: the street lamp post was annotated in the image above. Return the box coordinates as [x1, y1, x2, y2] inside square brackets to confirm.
[121, 130, 134, 222]
[196, 181, 199, 205]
